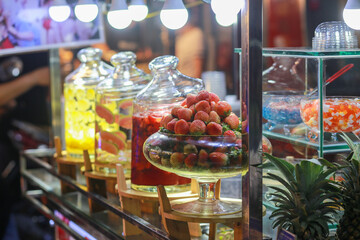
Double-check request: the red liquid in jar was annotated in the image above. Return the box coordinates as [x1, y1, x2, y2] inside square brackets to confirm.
[131, 113, 191, 187]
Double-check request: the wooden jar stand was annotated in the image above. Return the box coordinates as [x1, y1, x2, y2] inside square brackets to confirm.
[115, 164, 199, 238]
[54, 136, 86, 194]
[82, 150, 118, 213]
[157, 185, 243, 240]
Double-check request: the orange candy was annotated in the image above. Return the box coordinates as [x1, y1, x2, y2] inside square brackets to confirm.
[300, 98, 360, 133]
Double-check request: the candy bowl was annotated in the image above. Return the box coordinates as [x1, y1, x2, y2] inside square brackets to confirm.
[300, 96, 360, 141]
[143, 132, 247, 215]
[263, 91, 305, 135]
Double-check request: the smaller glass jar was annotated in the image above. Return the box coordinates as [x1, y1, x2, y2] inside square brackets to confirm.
[131, 55, 204, 193]
[95, 51, 150, 175]
[64, 48, 113, 159]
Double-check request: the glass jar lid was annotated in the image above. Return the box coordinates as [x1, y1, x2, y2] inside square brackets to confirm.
[77, 47, 102, 62]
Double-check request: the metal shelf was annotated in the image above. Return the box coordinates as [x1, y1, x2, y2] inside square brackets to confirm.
[20, 149, 170, 240]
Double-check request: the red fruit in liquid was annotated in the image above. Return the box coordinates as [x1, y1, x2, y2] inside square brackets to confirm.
[131, 114, 190, 187]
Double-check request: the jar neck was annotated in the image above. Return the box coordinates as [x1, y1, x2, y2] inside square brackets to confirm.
[112, 64, 134, 81]
[151, 68, 178, 80]
[81, 60, 101, 68]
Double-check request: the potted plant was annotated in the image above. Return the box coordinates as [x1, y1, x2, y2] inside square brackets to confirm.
[263, 153, 340, 239]
[335, 134, 360, 240]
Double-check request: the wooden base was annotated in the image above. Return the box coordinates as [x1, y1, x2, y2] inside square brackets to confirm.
[157, 185, 244, 240]
[115, 164, 199, 238]
[54, 136, 85, 194]
[82, 150, 118, 213]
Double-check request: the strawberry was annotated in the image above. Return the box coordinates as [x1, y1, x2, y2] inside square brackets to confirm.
[184, 144, 198, 154]
[174, 119, 189, 135]
[195, 100, 211, 113]
[184, 153, 198, 168]
[166, 118, 178, 132]
[224, 113, 240, 129]
[206, 122, 222, 136]
[198, 149, 209, 167]
[170, 152, 185, 167]
[209, 152, 228, 167]
[224, 130, 237, 142]
[210, 101, 216, 111]
[186, 93, 197, 107]
[161, 155, 171, 167]
[215, 101, 232, 118]
[160, 114, 174, 128]
[215, 146, 227, 153]
[209, 92, 220, 103]
[195, 90, 210, 102]
[189, 104, 196, 115]
[235, 139, 242, 148]
[189, 120, 206, 135]
[149, 149, 161, 163]
[177, 107, 193, 121]
[171, 105, 182, 118]
[194, 111, 210, 123]
[209, 111, 221, 123]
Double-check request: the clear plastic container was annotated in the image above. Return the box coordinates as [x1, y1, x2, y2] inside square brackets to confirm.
[312, 21, 358, 50]
[64, 48, 113, 159]
[95, 51, 150, 175]
[131, 55, 204, 192]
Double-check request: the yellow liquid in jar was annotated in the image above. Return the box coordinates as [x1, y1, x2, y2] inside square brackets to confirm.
[64, 84, 96, 159]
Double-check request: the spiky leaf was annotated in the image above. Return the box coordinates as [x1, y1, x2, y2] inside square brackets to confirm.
[264, 154, 341, 239]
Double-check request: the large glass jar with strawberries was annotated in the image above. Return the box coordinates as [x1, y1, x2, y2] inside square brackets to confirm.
[131, 55, 204, 192]
[64, 48, 113, 159]
[95, 51, 150, 176]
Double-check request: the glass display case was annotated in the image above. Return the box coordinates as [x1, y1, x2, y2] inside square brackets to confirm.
[236, 48, 360, 158]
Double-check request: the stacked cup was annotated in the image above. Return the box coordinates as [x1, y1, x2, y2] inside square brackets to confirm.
[312, 21, 358, 50]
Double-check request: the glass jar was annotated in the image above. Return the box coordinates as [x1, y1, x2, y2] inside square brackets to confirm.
[131, 55, 204, 192]
[262, 57, 304, 92]
[95, 51, 150, 175]
[64, 48, 113, 159]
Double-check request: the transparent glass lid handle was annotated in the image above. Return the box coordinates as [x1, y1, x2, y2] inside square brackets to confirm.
[111, 51, 136, 66]
[149, 55, 179, 72]
[77, 48, 102, 62]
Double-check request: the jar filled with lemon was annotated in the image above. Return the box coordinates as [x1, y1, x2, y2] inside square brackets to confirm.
[64, 48, 113, 159]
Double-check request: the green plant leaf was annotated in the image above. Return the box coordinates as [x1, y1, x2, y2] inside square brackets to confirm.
[264, 153, 295, 183]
